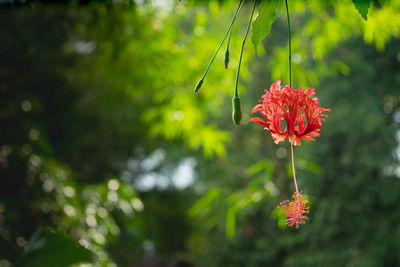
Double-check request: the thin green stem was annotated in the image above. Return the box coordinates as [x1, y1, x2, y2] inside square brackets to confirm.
[225, 1, 245, 69]
[286, 0, 297, 195]
[195, 0, 244, 92]
[226, 26, 233, 53]
[291, 143, 299, 195]
[225, 1, 244, 57]
[285, 0, 292, 86]
[234, 0, 257, 98]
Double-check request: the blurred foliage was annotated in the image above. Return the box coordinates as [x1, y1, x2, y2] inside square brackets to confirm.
[17, 228, 95, 267]
[251, 0, 280, 54]
[1, 0, 400, 267]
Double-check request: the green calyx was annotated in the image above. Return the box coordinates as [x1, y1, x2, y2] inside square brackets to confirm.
[232, 97, 242, 126]
[194, 79, 203, 93]
[224, 49, 230, 69]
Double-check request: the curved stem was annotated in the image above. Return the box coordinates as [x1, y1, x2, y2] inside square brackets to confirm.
[197, 0, 244, 87]
[226, 25, 233, 53]
[291, 143, 299, 195]
[234, 0, 257, 98]
[286, 0, 298, 196]
[226, 0, 245, 55]
[285, 0, 292, 86]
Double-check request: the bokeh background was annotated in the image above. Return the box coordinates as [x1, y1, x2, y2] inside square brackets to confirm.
[1, 0, 400, 266]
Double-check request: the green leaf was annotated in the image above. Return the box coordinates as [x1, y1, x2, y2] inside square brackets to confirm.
[188, 188, 221, 216]
[297, 159, 321, 174]
[17, 228, 95, 267]
[251, 0, 280, 54]
[245, 159, 274, 177]
[352, 0, 372, 20]
[225, 207, 237, 239]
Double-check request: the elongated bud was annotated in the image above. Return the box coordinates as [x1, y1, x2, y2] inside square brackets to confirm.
[224, 49, 230, 69]
[194, 79, 203, 93]
[232, 96, 242, 126]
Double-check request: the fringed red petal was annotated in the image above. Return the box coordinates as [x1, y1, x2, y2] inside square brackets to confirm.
[251, 81, 330, 146]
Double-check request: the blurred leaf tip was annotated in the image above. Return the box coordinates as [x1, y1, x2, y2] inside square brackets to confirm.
[352, 0, 372, 20]
[17, 228, 95, 267]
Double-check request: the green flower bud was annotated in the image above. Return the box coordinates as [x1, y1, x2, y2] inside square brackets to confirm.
[232, 96, 242, 126]
[194, 79, 203, 93]
[224, 49, 230, 69]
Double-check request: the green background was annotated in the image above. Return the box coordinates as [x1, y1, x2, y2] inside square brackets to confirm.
[1, 0, 400, 266]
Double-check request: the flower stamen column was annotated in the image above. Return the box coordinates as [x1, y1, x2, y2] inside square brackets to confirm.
[291, 143, 298, 195]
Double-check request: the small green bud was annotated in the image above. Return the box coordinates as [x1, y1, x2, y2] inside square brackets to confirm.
[194, 79, 203, 93]
[224, 49, 230, 69]
[232, 96, 242, 126]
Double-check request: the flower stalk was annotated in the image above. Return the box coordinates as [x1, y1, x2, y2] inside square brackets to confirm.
[234, 0, 257, 99]
[231, 0, 258, 126]
[285, 0, 292, 86]
[291, 143, 299, 195]
[224, 0, 245, 69]
[194, 0, 244, 93]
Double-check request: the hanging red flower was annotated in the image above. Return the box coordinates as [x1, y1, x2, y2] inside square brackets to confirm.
[250, 81, 331, 146]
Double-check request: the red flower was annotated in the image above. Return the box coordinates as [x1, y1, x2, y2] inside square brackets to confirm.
[278, 192, 309, 228]
[251, 81, 331, 146]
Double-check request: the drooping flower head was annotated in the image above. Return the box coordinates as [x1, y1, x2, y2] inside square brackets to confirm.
[251, 81, 331, 146]
[278, 192, 309, 228]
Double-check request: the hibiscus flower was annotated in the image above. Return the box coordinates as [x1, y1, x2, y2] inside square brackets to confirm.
[251, 81, 331, 146]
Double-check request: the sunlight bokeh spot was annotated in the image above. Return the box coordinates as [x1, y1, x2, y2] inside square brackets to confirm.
[107, 179, 120, 191]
